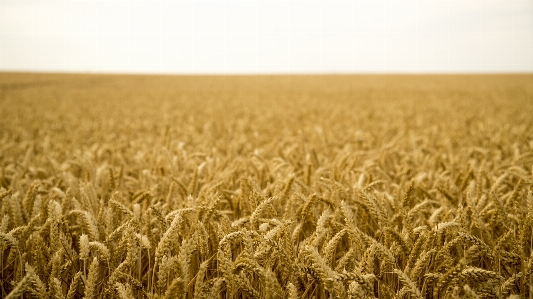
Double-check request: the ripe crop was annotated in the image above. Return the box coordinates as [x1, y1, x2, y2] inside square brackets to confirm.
[0, 73, 532, 298]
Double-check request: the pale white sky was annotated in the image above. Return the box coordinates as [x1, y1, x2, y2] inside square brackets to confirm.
[1, 0, 532, 74]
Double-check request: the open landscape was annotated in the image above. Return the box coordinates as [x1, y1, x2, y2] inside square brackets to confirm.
[1, 74, 533, 298]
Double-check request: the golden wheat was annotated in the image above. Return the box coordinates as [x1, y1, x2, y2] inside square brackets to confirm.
[0, 74, 532, 298]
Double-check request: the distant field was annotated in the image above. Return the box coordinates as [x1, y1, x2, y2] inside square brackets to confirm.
[1, 74, 533, 298]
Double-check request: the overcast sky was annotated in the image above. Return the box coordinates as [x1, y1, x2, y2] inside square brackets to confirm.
[1, 0, 532, 74]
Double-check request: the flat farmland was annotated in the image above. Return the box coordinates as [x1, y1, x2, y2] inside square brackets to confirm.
[1, 74, 533, 298]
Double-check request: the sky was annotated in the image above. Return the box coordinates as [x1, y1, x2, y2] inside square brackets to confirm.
[1, 0, 532, 74]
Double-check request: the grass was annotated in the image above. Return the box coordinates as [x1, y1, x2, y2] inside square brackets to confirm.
[0, 73, 533, 298]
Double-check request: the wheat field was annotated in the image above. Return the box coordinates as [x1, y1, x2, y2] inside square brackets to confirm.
[1, 73, 533, 298]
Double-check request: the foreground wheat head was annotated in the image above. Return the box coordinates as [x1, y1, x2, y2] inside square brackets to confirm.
[0, 74, 532, 298]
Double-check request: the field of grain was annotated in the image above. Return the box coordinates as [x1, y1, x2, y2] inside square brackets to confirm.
[1, 74, 533, 298]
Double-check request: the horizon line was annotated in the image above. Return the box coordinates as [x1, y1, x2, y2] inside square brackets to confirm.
[2, 71, 533, 77]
